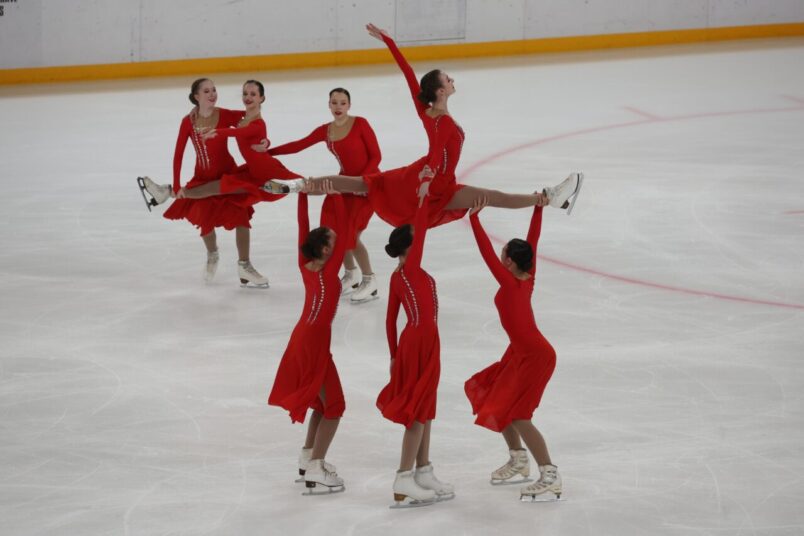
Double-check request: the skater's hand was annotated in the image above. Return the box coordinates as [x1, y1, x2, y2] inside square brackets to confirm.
[251, 138, 269, 153]
[366, 23, 389, 41]
[469, 195, 488, 215]
[534, 192, 549, 207]
[201, 128, 217, 141]
[176, 187, 187, 199]
[322, 179, 340, 196]
[418, 165, 435, 181]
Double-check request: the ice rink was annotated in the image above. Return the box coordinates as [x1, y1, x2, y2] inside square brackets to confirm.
[1, 37, 803, 535]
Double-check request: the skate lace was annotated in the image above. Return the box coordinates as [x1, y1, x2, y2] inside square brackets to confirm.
[241, 262, 261, 277]
[524, 470, 558, 492]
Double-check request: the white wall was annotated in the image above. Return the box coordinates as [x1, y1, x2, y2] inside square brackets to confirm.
[1, 0, 803, 70]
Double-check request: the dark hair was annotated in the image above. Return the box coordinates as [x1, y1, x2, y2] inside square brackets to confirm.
[189, 78, 211, 106]
[385, 224, 413, 258]
[243, 79, 265, 102]
[329, 87, 351, 102]
[300, 227, 332, 260]
[505, 238, 533, 272]
[417, 69, 443, 105]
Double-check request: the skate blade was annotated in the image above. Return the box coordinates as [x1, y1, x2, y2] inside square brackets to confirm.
[339, 286, 358, 298]
[136, 177, 156, 212]
[435, 492, 456, 502]
[490, 477, 533, 486]
[520, 492, 562, 503]
[350, 293, 379, 305]
[301, 484, 345, 496]
[239, 280, 270, 289]
[264, 180, 290, 194]
[565, 173, 583, 216]
[389, 497, 436, 509]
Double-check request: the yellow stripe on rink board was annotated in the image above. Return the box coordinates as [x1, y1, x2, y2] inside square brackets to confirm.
[2, 22, 803, 85]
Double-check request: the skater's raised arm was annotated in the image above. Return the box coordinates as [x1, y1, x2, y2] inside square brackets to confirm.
[297, 193, 310, 269]
[367, 24, 426, 116]
[525, 206, 544, 277]
[470, 212, 509, 285]
[269, 124, 327, 156]
[172, 117, 192, 194]
[385, 288, 401, 358]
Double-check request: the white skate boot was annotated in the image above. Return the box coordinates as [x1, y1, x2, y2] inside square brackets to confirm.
[237, 260, 269, 288]
[543, 172, 583, 215]
[414, 463, 455, 501]
[520, 464, 562, 502]
[490, 449, 532, 485]
[303, 459, 345, 495]
[296, 448, 337, 483]
[136, 176, 172, 211]
[390, 470, 437, 509]
[350, 274, 379, 304]
[340, 268, 360, 297]
[263, 178, 306, 194]
[204, 250, 220, 284]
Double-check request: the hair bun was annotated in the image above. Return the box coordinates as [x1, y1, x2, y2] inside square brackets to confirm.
[385, 244, 399, 258]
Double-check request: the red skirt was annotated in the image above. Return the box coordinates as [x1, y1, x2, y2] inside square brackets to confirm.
[268, 324, 345, 423]
[464, 340, 556, 433]
[376, 324, 440, 427]
[219, 164, 292, 207]
[163, 175, 254, 236]
[364, 158, 467, 228]
[320, 194, 373, 250]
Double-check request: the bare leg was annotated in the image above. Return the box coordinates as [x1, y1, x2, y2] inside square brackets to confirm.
[343, 250, 357, 271]
[444, 185, 541, 210]
[183, 180, 247, 199]
[235, 227, 249, 262]
[399, 421, 425, 472]
[416, 420, 432, 467]
[307, 175, 368, 194]
[201, 230, 217, 253]
[501, 425, 524, 450]
[511, 420, 552, 466]
[310, 387, 340, 460]
[303, 410, 323, 449]
[351, 232, 374, 275]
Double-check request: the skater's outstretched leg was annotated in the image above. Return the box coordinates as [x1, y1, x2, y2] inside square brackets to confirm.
[445, 185, 545, 210]
[264, 175, 367, 195]
[182, 180, 248, 199]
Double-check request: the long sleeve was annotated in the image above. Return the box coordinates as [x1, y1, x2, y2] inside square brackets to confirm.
[385, 288, 401, 358]
[381, 34, 428, 116]
[426, 114, 456, 173]
[325, 195, 349, 276]
[297, 194, 310, 269]
[172, 117, 192, 192]
[406, 196, 429, 270]
[215, 119, 262, 140]
[525, 206, 544, 276]
[269, 124, 327, 156]
[217, 108, 243, 128]
[357, 117, 382, 172]
[470, 213, 509, 285]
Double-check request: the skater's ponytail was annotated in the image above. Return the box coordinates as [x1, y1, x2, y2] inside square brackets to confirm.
[385, 224, 413, 258]
[301, 227, 332, 260]
[417, 70, 443, 105]
[189, 78, 210, 106]
[505, 238, 533, 273]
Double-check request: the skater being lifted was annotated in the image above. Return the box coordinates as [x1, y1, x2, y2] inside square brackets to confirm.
[264, 23, 583, 226]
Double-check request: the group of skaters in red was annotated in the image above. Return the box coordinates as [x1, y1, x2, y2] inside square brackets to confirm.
[138, 23, 582, 508]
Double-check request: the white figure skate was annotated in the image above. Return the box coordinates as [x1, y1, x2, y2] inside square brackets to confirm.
[340, 268, 360, 297]
[490, 449, 532, 485]
[390, 470, 437, 509]
[414, 463, 455, 502]
[303, 459, 345, 495]
[543, 172, 583, 215]
[520, 464, 562, 502]
[136, 176, 172, 211]
[237, 260, 269, 288]
[350, 274, 378, 304]
[263, 178, 306, 194]
[296, 448, 337, 483]
[204, 250, 219, 284]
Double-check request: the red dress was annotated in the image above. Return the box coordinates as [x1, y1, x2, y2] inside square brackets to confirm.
[376, 199, 440, 427]
[268, 194, 349, 423]
[163, 108, 255, 236]
[216, 117, 300, 206]
[464, 207, 557, 432]
[269, 116, 382, 249]
[363, 34, 468, 229]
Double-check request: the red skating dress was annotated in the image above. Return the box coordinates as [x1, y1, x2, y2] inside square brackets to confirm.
[464, 207, 557, 432]
[363, 34, 467, 229]
[215, 116, 300, 206]
[268, 194, 349, 423]
[269, 116, 382, 249]
[163, 108, 254, 236]
[376, 199, 440, 427]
